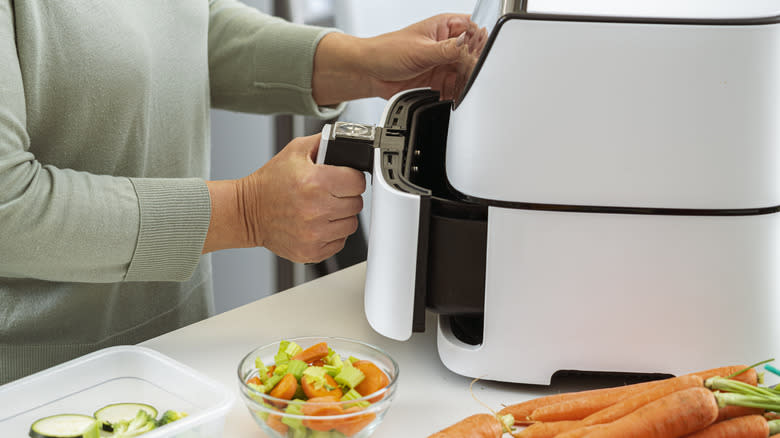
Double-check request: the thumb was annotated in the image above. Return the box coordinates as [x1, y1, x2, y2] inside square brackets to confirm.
[291, 133, 322, 162]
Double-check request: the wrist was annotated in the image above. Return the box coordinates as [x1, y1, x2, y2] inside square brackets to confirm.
[312, 32, 376, 105]
[202, 179, 253, 254]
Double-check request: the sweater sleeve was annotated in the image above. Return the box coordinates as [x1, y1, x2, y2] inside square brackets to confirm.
[207, 0, 345, 118]
[0, 2, 210, 283]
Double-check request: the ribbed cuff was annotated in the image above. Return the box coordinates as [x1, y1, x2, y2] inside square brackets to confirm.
[125, 178, 211, 282]
[252, 26, 346, 118]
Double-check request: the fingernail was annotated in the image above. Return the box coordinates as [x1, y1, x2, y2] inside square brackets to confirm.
[456, 33, 466, 47]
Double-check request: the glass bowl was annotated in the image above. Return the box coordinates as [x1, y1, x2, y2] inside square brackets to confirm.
[237, 337, 399, 438]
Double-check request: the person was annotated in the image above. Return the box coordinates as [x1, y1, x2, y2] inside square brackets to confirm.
[0, 0, 479, 384]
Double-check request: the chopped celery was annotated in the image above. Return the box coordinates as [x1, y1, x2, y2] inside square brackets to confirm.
[348, 356, 360, 364]
[262, 375, 282, 393]
[303, 366, 328, 381]
[274, 351, 290, 366]
[302, 366, 329, 390]
[334, 362, 365, 389]
[327, 353, 344, 368]
[278, 340, 290, 354]
[323, 364, 341, 378]
[273, 363, 289, 376]
[254, 357, 268, 375]
[287, 359, 309, 381]
[340, 388, 369, 408]
[310, 431, 345, 438]
[282, 401, 305, 430]
[284, 341, 303, 358]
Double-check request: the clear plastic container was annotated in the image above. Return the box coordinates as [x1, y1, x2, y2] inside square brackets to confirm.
[0, 345, 234, 437]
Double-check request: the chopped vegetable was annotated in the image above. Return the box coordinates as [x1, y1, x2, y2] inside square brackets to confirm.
[246, 340, 392, 437]
[29, 414, 100, 438]
[334, 361, 365, 389]
[30, 403, 185, 438]
[157, 410, 187, 426]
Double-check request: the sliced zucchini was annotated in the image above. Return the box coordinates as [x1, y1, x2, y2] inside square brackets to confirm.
[29, 414, 100, 438]
[93, 403, 157, 432]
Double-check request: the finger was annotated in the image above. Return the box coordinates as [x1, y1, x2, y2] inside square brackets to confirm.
[326, 215, 360, 240]
[442, 72, 458, 101]
[314, 238, 347, 262]
[443, 14, 473, 38]
[292, 133, 323, 161]
[328, 196, 363, 221]
[323, 166, 366, 197]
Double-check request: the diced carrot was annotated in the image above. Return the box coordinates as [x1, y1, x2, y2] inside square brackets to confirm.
[334, 406, 377, 437]
[311, 358, 327, 367]
[302, 395, 343, 432]
[302, 373, 343, 399]
[269, 373, 297, 408]
[247, 376, 262, 385]
[266, 411, 289, 435]
[293, 342, 330, 364]
[353, 360, 390, 403]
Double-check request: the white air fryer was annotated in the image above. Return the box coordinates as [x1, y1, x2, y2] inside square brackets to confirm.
[317, 0, 780, 384]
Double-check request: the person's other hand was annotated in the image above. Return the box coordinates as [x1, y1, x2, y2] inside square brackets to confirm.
[203, 134, 365, 262]
[313, 14, 481, 104]
[362, 13, 478, 101]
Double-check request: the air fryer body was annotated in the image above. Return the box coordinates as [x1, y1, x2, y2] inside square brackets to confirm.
[319, 1, 780, 384]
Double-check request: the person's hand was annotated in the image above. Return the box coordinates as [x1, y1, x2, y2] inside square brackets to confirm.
[360, 13, 480, 100]
[313, 14, 482, 104]
[203, 134, 365, 262]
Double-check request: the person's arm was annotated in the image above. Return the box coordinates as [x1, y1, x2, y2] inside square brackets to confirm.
[311, 13, 477, 105]
[0, 1, 209, 283]
[207, 0, 344, 117]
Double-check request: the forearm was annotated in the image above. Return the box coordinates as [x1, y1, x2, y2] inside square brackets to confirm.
[312, 33, 375, 106]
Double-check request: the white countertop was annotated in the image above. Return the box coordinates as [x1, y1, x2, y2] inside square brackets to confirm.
[139, 262, 737, 437]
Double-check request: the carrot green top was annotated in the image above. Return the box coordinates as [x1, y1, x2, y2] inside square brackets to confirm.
[0, 0, 341, 384]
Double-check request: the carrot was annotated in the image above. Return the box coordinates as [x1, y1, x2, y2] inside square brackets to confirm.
[555, 424, 610, 438]
[528, 380, 669, 422]
[428, 413, 504, 438]
[499, 380, 661, 422]
[715, 405, 765, 422]
[580, 375, 704, 426]
[353, 360, 390, 403]
[683, 414, 768, 438]
[269, 373, 298, 407]
[302, 395, 343, 431]
[302, 373, 343, 399]
[292, 341, 329, 364]
[265, 411, 289, 435]
[246, 376, 262, 385]
[511, 420, 581, 438]
[333, 406, 377, 437]
[502, 365, 757, 425]
[584, 387, 719, 438]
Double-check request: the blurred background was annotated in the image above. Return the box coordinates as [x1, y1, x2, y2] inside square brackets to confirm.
[210, 0, 475, 314]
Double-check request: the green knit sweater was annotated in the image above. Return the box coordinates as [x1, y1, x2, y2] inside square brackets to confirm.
[0, 0, 341, 384]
